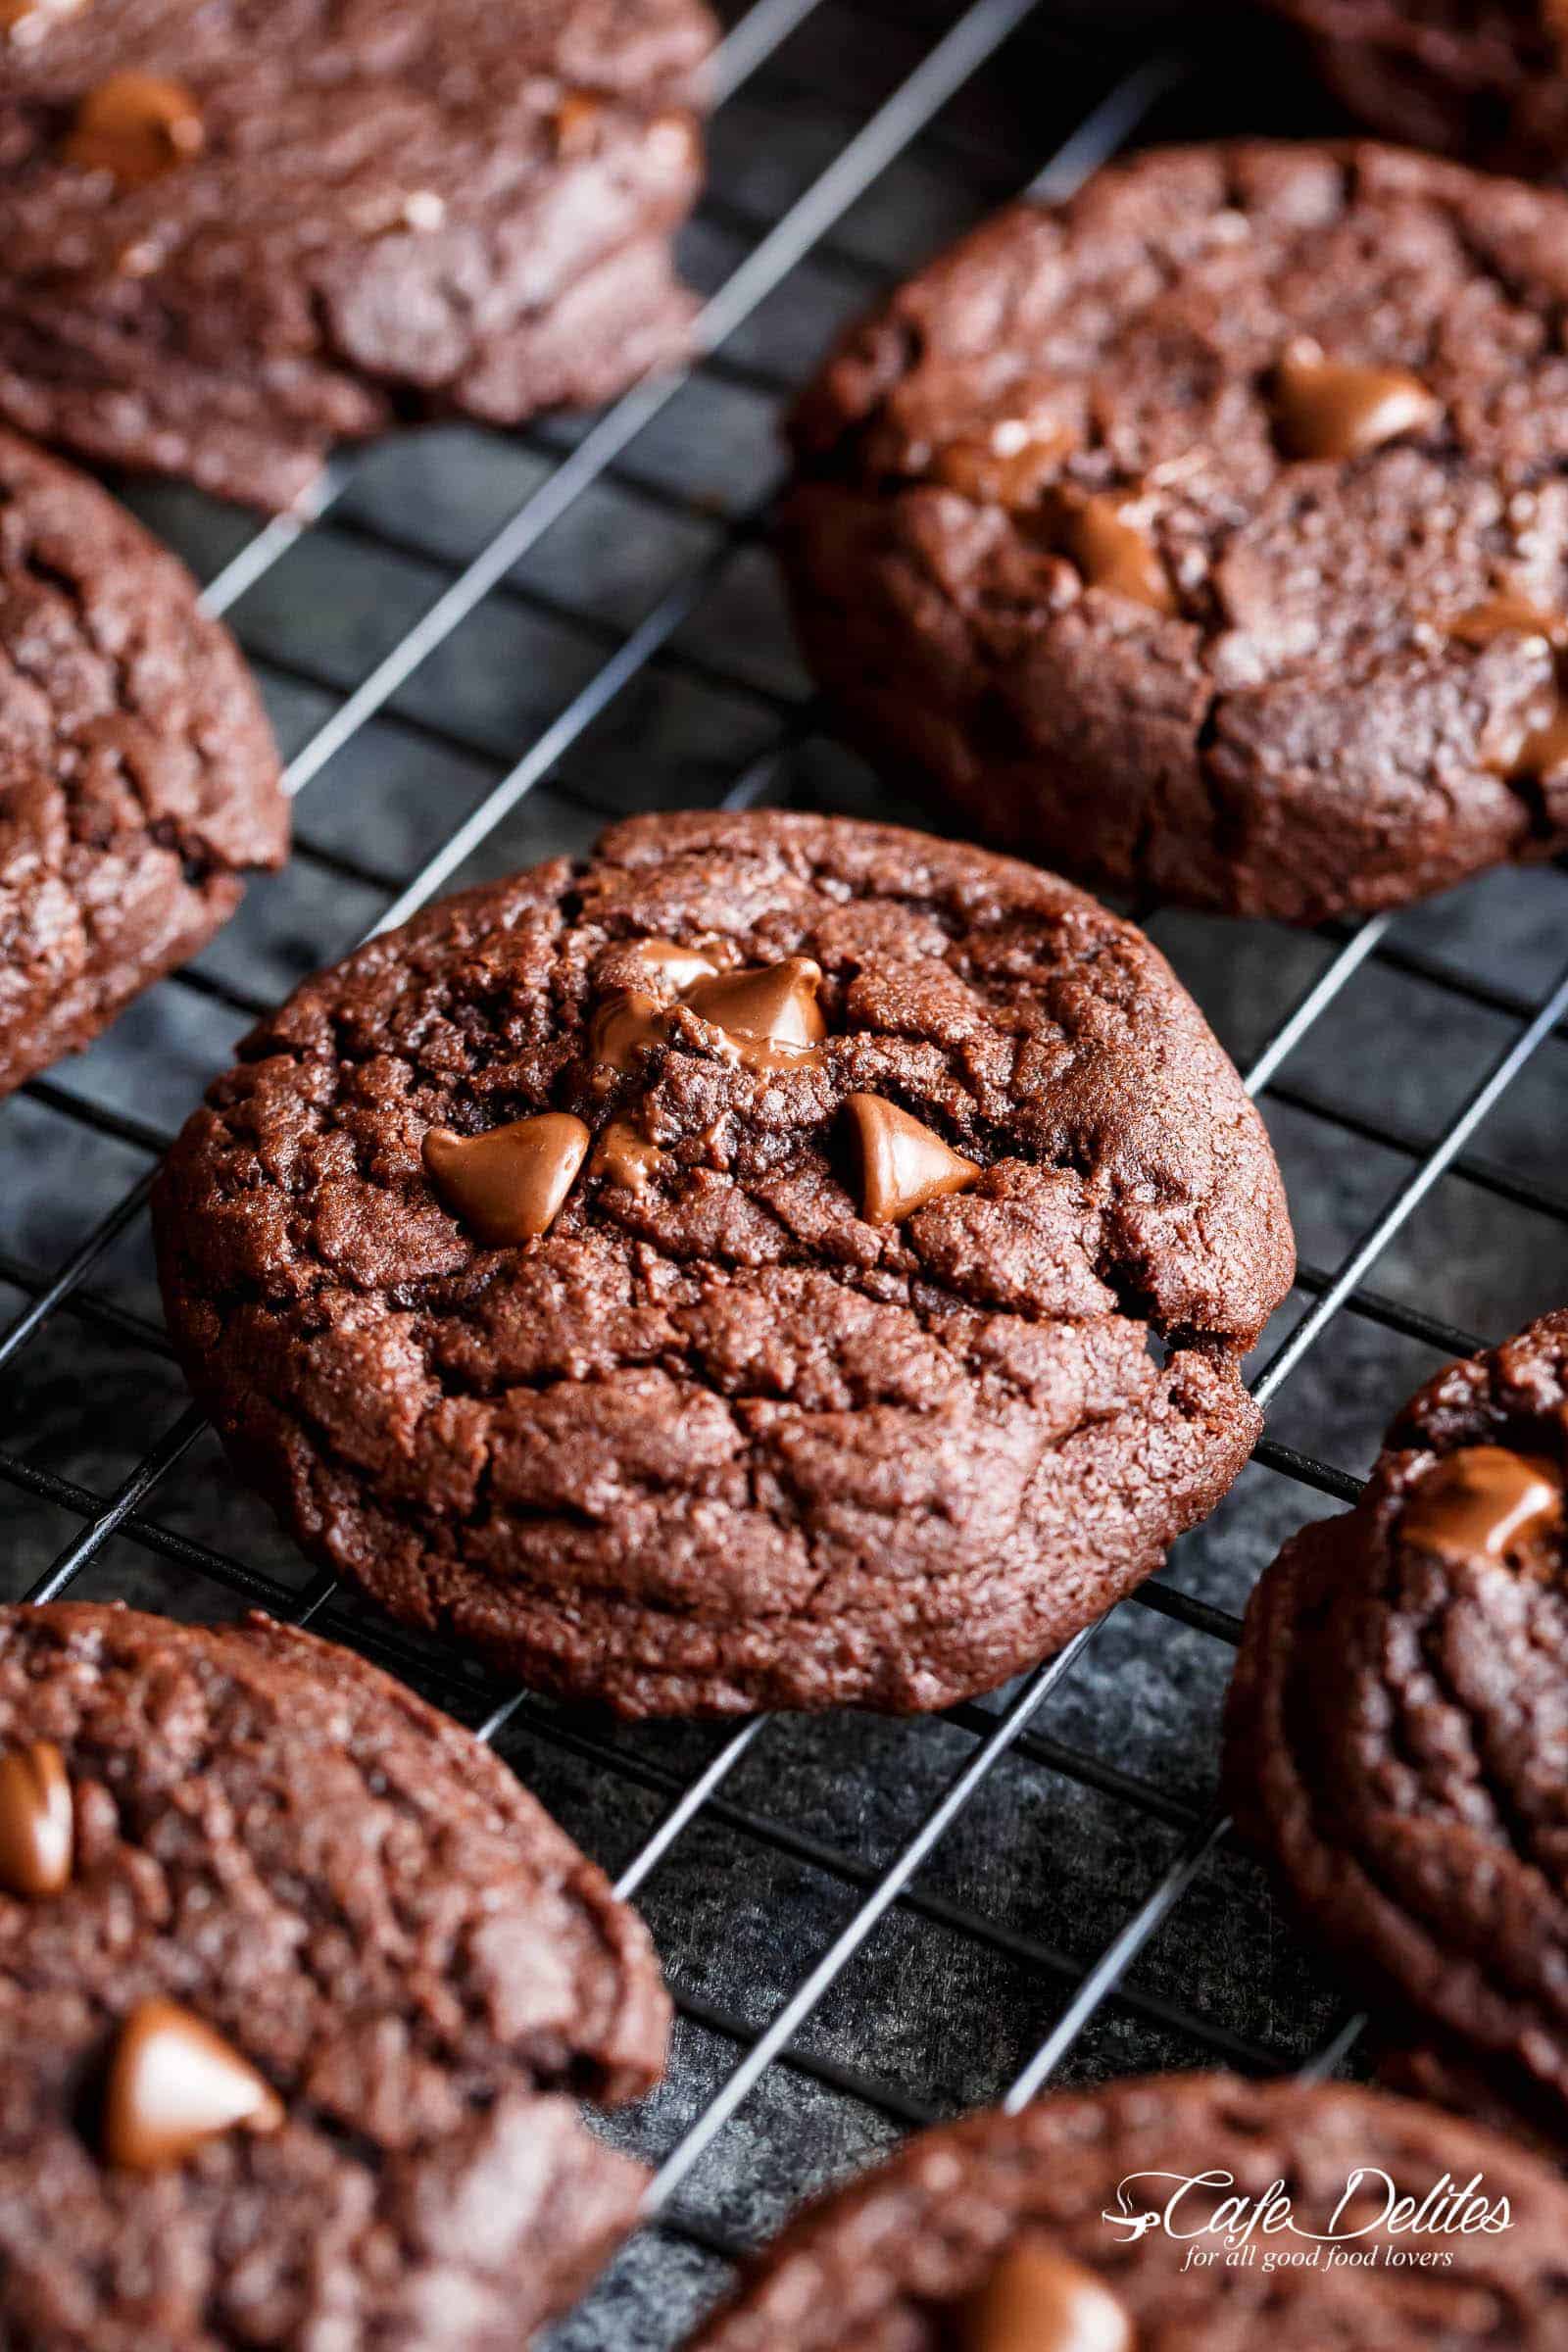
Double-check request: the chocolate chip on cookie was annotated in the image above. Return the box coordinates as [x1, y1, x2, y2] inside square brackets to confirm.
[0, 0, 715, 508]
[0, 426, 283, 1098]
[1268, 0, 1568, 173]
[152, 809, 1294, 1719]
[682, 2072, 1568, 2348]
[1227, 1308, 1568, 2145]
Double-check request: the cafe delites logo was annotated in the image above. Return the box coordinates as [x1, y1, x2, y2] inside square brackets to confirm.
[1101, 2162, 1513, 2277]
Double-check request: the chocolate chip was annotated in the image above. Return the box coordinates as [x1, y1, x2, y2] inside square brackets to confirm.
[844, 1094, 981, 1222]
[681, 955, 826, 1067]
[957, 2239, 1135, 2352]
[1446, 596, 1568, 650]
[1401, 1444, 1563, 1564]
[624, 937, 718, 990]
[64, 73, 204, 188]
[102, 1997, 283, 2171]
[1271, 340, 1441, 461]
[589, 1116, 666, 1193]
[422, 1111, 590, 1247]
[1058, 492, 1173, 613]
[0, 1739, 72, 1898]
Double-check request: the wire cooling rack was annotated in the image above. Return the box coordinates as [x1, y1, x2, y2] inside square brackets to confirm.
[5, 0, 1568, 2342]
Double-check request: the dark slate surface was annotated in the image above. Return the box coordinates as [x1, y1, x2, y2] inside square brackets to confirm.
[3, 3, 1567, 2345]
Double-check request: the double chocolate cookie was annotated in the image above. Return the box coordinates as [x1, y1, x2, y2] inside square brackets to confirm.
[0, 427, 284, 1097]
[152, 809, 1294, 1718]
[1226, 1309, 1568, 2149]
[1270, 0, 1568, 172]
[685, 2071, 1568, 2347]
[0, 1602, 668, 2348]
[0, 0, 715, 510]
[782, 141, 1568, 923]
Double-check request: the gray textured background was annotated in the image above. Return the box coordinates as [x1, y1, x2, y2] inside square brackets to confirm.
[3, 2, 1568, 2343]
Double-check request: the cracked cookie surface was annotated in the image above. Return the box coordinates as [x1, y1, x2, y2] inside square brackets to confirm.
[0, 1601, 668, 2350]
[0, 0, 714, 511]
[153, 810, 1294, 1718]
[0, 427, 283, 1096]
[685, 2071, 1568, 2348]
[1227, 1308, 1568, 2149]
[781, 140, 1568, 923]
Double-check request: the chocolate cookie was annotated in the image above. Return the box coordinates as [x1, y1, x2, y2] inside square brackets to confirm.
[1226, 1308, 1568, 2148]
[781, 140, 1568, 924]
[151, 809, 1294, 1719]
[0, 0, 714, 511]
[0, 427, 284, 1096]
[1270, 0, 1568, 172]
[0, 1601, 669, 2348]
[684, 2070, 1568, 2348]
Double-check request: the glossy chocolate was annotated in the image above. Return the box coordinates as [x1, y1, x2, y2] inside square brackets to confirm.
[682, 956, 826, 1067]
[845, 1094, 981, 1222]
[624, 937, 718, 990]
[103, 1997, 284, 2171]
[1272, 343, 1441, 461]
[957, 2241, 1135, 2352]
[0, 1739, 72, 1898]
[590, 1116, 666, 1193]
[589, 988, 669, 1073]
[1059, 493, 1173, 613]
[422, 1111, 590, 1246]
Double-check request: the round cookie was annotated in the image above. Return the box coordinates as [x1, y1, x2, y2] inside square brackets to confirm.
[0, 0, 715, 512]
[1269, 0, 1568, 172]
[0, 1601, 669, 2349]
[1226, 1308, 1568, 2146]
[684, 2071, 1568, 2347]
[0, 427, 284, 1097]
[781, 140, 1568, 924]
[151, 808, 1295, 1719]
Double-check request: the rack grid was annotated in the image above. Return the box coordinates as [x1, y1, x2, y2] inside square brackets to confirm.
[4, 1, 1568, 2342]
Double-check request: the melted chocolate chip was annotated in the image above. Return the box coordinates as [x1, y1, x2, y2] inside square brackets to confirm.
[844, 1094, 981, 1222]
[932, 415, 1076, 508]
[1058, 493, 1173, 613]
[681, 956, 826, 1068]
[956, 2240, 1135, 2352]
[102, 1997, 283, 2171]
[1446, 596, 1568, 650]
[625, 937, 718, 990]
[590, 1116, 666, 1193]
[422, 1112, 590, 1247]
[64, 72, 205, 188]
[0, 1739, 72, 1898]
[1401, 1444, 1563, 1564]
[552, 88, 601, 156]
[1271, 342, 1442, 461]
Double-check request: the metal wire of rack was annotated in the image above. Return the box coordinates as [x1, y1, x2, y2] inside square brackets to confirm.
[4, 1, 1568, 2343]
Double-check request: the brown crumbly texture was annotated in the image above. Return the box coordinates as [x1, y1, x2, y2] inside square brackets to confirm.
[0, 0, 715, 512]
[781, 140, 1568, 924]
[151, 809, 1294, 1720]
[0, 427, 284, 1095]
[1270, 0, 1568, 172]
[1226, 1308, 1568, 2147]
[0, 1601, 669, 2350]
[685, 2071, 1568, 2348]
